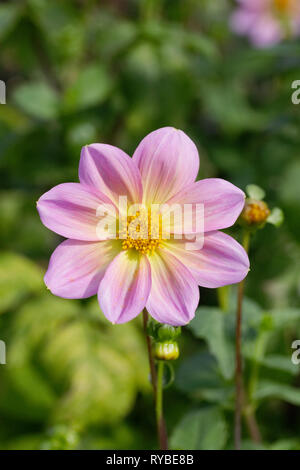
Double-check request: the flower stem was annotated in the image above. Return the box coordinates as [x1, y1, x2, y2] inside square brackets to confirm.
[234, 229, 250, 450]
[243, 405, 262, 444]
[142, 309, 168, 450]
[142, 309, 157, 396]
[217, 286, 229, 312]
[235, 278, 244, 449]
[156, 360, 168, 450]
[234, 229, 262, 448]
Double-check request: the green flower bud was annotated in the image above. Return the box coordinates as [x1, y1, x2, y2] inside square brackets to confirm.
[157, 324, 181, 341]
[154, 341, 179, 361]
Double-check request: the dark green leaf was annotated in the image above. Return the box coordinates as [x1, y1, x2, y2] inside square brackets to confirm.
[171, 407, 228, 450]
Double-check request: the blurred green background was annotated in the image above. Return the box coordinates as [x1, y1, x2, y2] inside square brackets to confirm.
[0, 0, 300, 450]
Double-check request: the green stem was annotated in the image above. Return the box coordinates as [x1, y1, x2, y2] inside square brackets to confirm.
[142, 310, 168, 450]
[242, 229, 250, 253]
[234, 229, 262, 448]
[156, 360, 168, 450]
[217, 286, 229, 312]
[156, 361, 164, 424]
[234, 276, 245, 449]
[142, 309, 157, 396]
[234, 229, 250, 450]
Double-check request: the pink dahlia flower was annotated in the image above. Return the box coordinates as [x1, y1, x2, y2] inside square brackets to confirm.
[230, 0, 300, 47]
[37, 127, 249, 326]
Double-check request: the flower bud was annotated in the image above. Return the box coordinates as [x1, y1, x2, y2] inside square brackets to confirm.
[157, 324, 181, 341]
[239, 199, 270, 229]
[154, 341, 179, 361]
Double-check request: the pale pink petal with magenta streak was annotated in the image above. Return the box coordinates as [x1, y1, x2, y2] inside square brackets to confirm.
[164, 178, 245, 234]
[79, 144, 143, 206]
[45, 239, 119, 299]
[98, 251, 151, 324]
[132, 127, 199, 204]
[146, 250, 199, 326]
[163, 231, 249, 288]
[37, 183, 116, 241]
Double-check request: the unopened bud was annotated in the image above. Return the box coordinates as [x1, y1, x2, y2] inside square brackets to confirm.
[157, 324, 181, 341]
[154, 341, 179, 361]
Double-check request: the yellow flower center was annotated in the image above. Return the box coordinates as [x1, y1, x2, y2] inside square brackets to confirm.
[240, 200, 270, 226]
[117, 209, 164, 255]
[274, 0, 291, 13]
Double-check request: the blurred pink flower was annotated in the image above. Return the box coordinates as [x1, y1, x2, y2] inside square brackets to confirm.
[230, 0, 300, 47]
[37, 127, 249, 326]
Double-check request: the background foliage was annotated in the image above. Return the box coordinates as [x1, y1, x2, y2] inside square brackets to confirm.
[0, 0, 300, 450]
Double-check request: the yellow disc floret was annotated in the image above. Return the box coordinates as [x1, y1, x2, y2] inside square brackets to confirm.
[117, 209, 164, 255]
[274, 0, 291, 13]
[240, 199, 271, 227]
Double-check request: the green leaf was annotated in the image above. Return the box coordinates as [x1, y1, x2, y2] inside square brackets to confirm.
[0, 434, 43, 450]
[269, 308, 300, 329]
[228, 293, 265, 331]
[13, 82, 60, 120]
[171, 407, 228, 450]
[269, 439, 300, 450]
[188, 307, 235, 379]
[246, 184, 266, 200]
[244, 353, 298, 376]
[200, 80, 268, 134]
[255, 381, 300, 406]
[3, 296, 148, 427]
[40, 425, 79, 450]
[182, 31, 218, 59]
[63, 64, 112, 112]
[0, 252, 43, 313]
[93, 17, 137, 58]
[176, 353, 222, 393]
[280, 160, 300, 204]
[66, 121, 98, 150]
[267, 207, 284, 227]
[0, 4, 20, 40]
[0, 105, 31, 131]
[241, 440, 267, 450]
[0, 364, 57, 420]
[29, 0, 85, 61]
[175, 353, 233, 405]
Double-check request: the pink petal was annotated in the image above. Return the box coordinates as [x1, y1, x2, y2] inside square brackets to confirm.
[291, 16, 300, 34]
[79, 144, 143, 206]
[249, 16, 282, 47]
[164, 178, 245, 234]
[230, 3, 283, 47]
[45, 239, 119, 299]
[163, 231, 249, 288]
[146, 250, 199, 326]
[37, 183, 116, 241]
[98, 251, 151, 324]
[290, 2, 300, 32]
[230, 10, 260, 34]
[132, 127, 200, 204]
